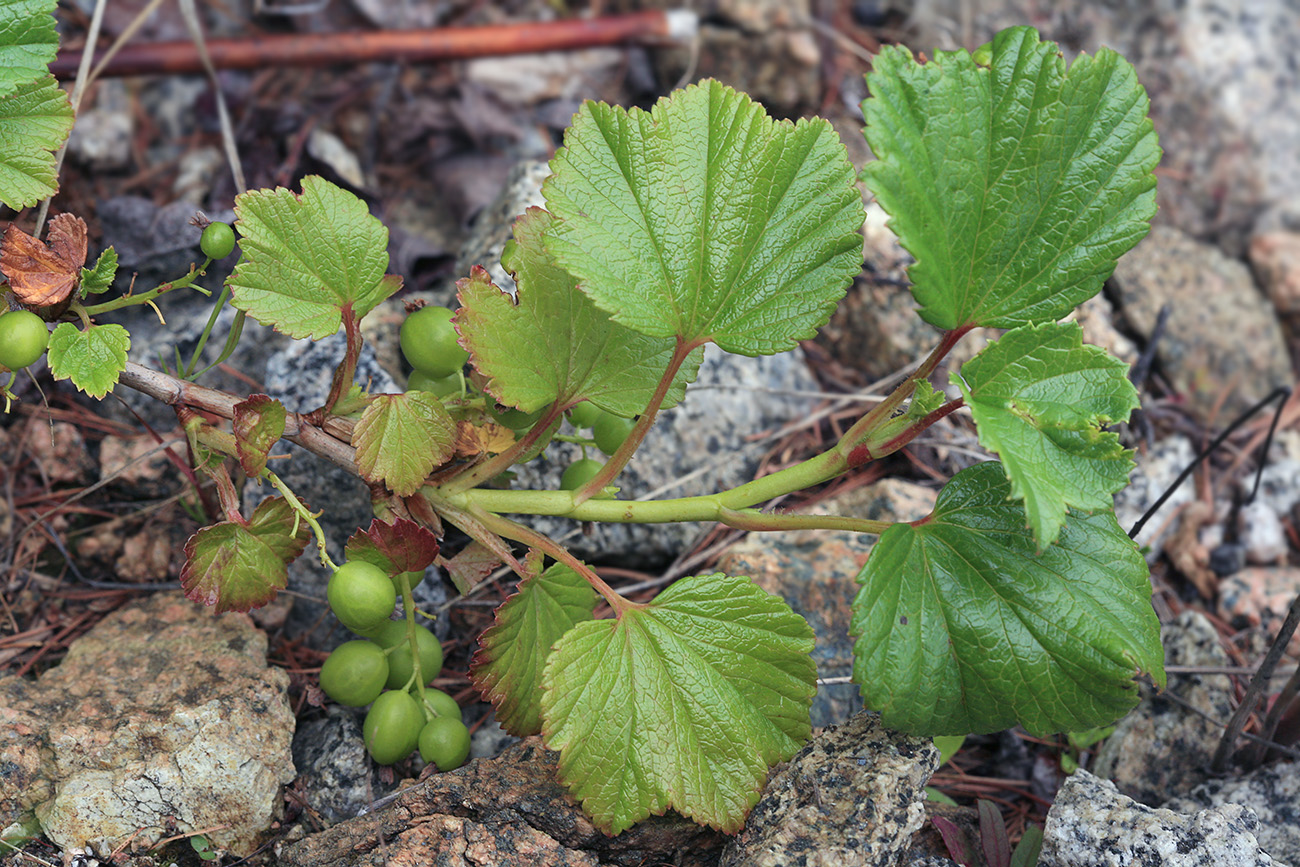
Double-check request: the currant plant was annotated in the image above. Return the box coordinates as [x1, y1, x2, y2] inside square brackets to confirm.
[2, 8, 1165, 837]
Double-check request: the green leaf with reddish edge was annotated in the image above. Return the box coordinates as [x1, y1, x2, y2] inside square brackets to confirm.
[79, 247, 118, 295]
[47, 322, 128, 399]
[456, 208, 702, 415]
[351, 392, 455, 497]
[0, 75, 74, 210]
[0, 0, 60, 99]
[953, 322, 1138, 547]
[181, 496, 310, 612]
[228, 175, 402, 339]
[233, 394, 286, 477]
[861, 26, 1159, 330]
[344, 518, 441, 575]
[542, 79, 863, 357]
[850, 462, 1164, 737]
[541, 573, 816, 834]
[470, 562, 598, 736]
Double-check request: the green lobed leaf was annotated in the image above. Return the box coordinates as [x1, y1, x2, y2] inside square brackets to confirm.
[541, 573, 816, 834]
[470, 562, 598, 736]
[0, 75, 74, 209]
[228, 176, 402, 339]
[232, 394, 286, 478]
[457, 208, 702, 415]
[0, 0, 60, 100]
[47, 321, 129, 399]
[351, 391, 455, 497]
[861, 26, 1159, 330]
[79, 247, 119, 295]
[953, 321, 1138, 547]
[850, 461, 1164, 737]
[180, 496, 310, 612]
[543, 79, 864, 356]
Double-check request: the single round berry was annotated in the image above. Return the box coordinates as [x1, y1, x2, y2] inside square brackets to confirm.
[363, 690, 425, 765]
[407, 369, 461, 398]
[370, 620, 444, 690]
[488, 403, 544, 432]
[327, 561, 397, 632]
[400, 306, 467, 378]
[418, 715, 471, 770]
[199, 221, 237, 259]
[560, 458, 604, 491]
[567, 402, 601, 429]
[592, 413, 636, 456]
[0, 310, 49, 370]
[419, 687, 462, 721]
[319, 640, 388, 707]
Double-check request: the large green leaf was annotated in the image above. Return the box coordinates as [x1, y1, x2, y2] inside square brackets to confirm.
[0, 0, 60, 99]
[470, 562, 598, 736]
[861, 26, 1159, 330]
[457, 207, 702, 415]
[953, 322, 1137, 547]
[543, 79, 864, 356]
[542, 573, 816, 834]
[0, 75, 73, 209]
[851, 462, 1163, 736]
[229, 176, 402, 339]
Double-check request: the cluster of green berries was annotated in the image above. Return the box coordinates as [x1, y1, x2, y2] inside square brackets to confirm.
[320, 560, 470, 771]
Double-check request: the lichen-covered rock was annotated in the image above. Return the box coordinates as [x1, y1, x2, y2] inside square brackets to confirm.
[1092, 611, 1233, 807]
[1164, 761, 1300, 865]
[0, 593, 295, 858]
[1108, 226, 1292, 424]
[277, 738, 725, 867]
[1041, 770, 1282, 867]
[719, 712, 938, 867]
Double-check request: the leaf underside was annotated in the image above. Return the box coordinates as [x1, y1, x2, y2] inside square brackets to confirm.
[543, 79, 864, 356]
[851, 461, 1163, 736]
[861, 26, 1160, 330]
[541, 573, 816, 834]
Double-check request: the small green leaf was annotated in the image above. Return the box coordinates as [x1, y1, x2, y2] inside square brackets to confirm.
[0, 75, 74, 209]
[232, 394, 286, 477]
[542, 573, 816, 834]
[851, 462, 1163, 736]
[470, 563, 598, 736]
[351, 391, 455, 497]
[907, 380, 946, 420]
[0, 0, 60, 99]
[79, 247, 119, 295]
[181, 496, 310, 612]
[953, 321, 1138, 547]
[47, 321, 129, 399]
[544, 79, 864, 356]
[862, 27, 1159, 329]
[458, 208, 702, 415]
[229, 176, 402, 339]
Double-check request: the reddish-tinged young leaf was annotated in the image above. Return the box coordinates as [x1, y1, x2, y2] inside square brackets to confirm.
[344, 518, 440, 575]
[438, 541, 504, 593]
[932, 815, 979, 867]
[352, 392, 456, 496]
[979, 800, 1012, 867]
[233, 394, 286, 477]
[470, 563, 598, 736]
[180, 496, 310, 612]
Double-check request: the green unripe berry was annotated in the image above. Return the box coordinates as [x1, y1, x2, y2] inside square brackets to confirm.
[363, 690, 425, 765]
[418, 715, 471, 770]
[0, 310, 49, 370]
[567, 402, 601, 429]
[593, 413, 636, 456]
[199, 221, 237, 259]
[407, 369, 461, 398]
[401, 305, 468, 377]
[420, 687, 462, 721]
[327, 561, 397, 632]
[319, 640, 388, 707]
[488, 403, 544, 431]
[370, 620, 444, 690]
[561, 458, 604, 491]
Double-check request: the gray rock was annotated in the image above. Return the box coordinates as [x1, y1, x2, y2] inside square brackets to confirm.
[1249, 460, 1300, 520]
[1093, 611, 1234, 807]
[720, 711, 938, 867]
[1041, 769, 1283, 867]
[1109, 226, 1292, 425]
[66, 80, 132, 172]
[1164, 762, 1300, 865]
[1239, 501, 1289, 565]
[291, 706, 396, 824]
[716, 478, 937, 727]
[1114, 435, 1197, 563]
[0, 593, 295, 858]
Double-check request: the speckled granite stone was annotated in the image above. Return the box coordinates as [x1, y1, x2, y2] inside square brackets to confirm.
[1041, 770, 1283, 867]
[1164, 762, 1300, 864]
[719, 712, 938, 867]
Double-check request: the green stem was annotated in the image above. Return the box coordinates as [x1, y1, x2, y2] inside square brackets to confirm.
[184, 283, 232, 378]
[396, 573, 429, 712]
[82, 261, 212, 317]
[440, 401, 566, 494]
[264, 467, 338, 571]
[718, 507, 891, 535]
